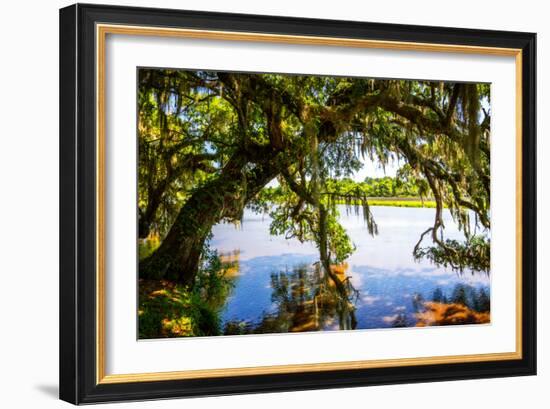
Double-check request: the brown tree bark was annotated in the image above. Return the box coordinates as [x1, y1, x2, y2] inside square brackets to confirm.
[138, 179, 168, 238]
[138, 152, 219, 239]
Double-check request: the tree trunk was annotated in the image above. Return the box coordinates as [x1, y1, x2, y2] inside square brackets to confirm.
[139, 150, 283, 286]
[138, 180, 167, 238]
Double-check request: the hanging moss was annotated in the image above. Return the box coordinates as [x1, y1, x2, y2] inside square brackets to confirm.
[138, 69, 491, 286]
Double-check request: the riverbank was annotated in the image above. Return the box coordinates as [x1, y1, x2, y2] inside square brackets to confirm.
[367, 198, 437, 208]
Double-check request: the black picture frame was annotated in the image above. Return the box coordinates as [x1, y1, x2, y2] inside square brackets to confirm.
[59, 3, 536, 404]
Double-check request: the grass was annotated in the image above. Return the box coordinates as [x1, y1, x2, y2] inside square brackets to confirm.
[138, 247, 237, 339]
[367, 198, 437, 208]
[138, 279, 221, 338]
[331, 197, 438, 208]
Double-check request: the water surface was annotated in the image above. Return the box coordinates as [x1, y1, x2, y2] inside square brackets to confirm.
[210, 206, 490, 333]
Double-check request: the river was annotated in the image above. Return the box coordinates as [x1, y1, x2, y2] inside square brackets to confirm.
[210, 205, 490, 334]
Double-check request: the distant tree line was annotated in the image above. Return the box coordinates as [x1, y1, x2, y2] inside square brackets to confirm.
[256, 174, 430, 202]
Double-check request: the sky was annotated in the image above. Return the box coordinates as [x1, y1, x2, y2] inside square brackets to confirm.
[266, 156, 400, 187]
[352, 156, 400, 181]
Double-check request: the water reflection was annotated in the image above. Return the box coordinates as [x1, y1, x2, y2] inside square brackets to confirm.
[212, 206, 490, 334]
[221, 258, 490, 334]
[413, 283, 490, 327]
[224, 263, 357, 335]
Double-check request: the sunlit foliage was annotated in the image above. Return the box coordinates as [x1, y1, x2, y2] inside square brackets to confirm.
[138, 69, 491, 289]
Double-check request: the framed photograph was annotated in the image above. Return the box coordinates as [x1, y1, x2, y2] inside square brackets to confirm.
[59, 3, 536, 404]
